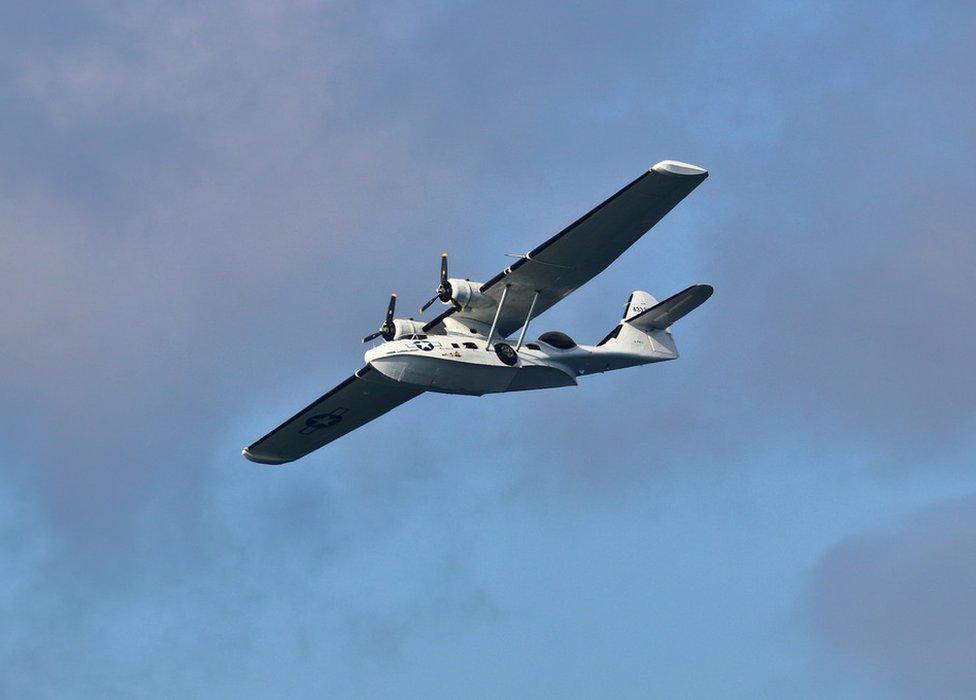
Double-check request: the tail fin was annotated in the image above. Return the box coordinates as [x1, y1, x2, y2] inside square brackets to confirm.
[621, 291, 659, 321]
[597, 285, 713, 357]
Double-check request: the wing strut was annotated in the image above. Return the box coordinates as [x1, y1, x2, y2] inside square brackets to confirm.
[514, 290, 540, 352]
[485, 284, 510, 350]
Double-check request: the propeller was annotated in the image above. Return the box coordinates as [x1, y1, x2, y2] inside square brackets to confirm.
[420, 253, 455, 312]
[362, 293, 397, 343]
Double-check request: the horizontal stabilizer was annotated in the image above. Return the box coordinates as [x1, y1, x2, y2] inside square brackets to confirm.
[625, 284, 713, 330]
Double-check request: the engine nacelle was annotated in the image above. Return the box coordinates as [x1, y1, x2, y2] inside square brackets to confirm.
[445, 278, 493, 310]
[392, 319, 427, 339]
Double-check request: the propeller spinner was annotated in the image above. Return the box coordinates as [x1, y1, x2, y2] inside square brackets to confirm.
[362, 293, 398, 343]
[420, 253, 456, 313]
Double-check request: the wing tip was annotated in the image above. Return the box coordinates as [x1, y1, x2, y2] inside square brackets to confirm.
[241, 447, 293, 466]
[651, 160, 708, 177]
[679, 283, 715, 305]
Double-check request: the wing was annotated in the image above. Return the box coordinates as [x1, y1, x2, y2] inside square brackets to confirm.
[243, 365, 424, 465]
[424, 160, 708, 337]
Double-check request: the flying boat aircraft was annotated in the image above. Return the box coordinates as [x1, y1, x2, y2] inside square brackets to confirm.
[244, 160, 712, 464]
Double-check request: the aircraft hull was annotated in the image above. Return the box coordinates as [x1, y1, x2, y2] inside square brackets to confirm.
[366, 352, 577, 396]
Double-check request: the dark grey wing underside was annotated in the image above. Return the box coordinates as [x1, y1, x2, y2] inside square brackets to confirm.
[243, 365, 424, 465]
[424, 160, 708, 337]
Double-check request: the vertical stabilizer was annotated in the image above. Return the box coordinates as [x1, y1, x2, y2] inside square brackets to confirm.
[622, 291, 658, 321]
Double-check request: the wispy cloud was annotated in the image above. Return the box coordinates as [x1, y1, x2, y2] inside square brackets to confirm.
[806, 494, 976, 698]
[2, 1, 976, 696]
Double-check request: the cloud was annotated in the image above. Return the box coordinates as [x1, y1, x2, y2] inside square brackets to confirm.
[806, 493, 976, 699]
[2, 1, 976, 697]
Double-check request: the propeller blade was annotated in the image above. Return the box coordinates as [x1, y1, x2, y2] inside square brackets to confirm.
[420, 295, 438, 313]
[420, 254, 453, 314]
[364, 293, 397, 342]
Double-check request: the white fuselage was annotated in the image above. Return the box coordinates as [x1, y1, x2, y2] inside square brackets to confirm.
[363, 333, 676, 396]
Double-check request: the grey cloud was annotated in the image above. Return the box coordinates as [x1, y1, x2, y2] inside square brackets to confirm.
[2, 1, 976, 697]
[806, 493, 976, 699]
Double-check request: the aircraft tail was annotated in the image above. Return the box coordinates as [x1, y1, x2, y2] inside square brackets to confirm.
[596, 285, 713, 357]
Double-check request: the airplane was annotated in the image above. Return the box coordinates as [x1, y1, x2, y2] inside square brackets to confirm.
[243, 160, 712, 465]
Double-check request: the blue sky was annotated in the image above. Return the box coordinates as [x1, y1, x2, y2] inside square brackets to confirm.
[2, 2, 976, 697]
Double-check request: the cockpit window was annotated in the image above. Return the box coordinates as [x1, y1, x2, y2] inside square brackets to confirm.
[463, 342, 478, 349]
[538, 331, 577, 349]
[525, 343, 541, 350]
